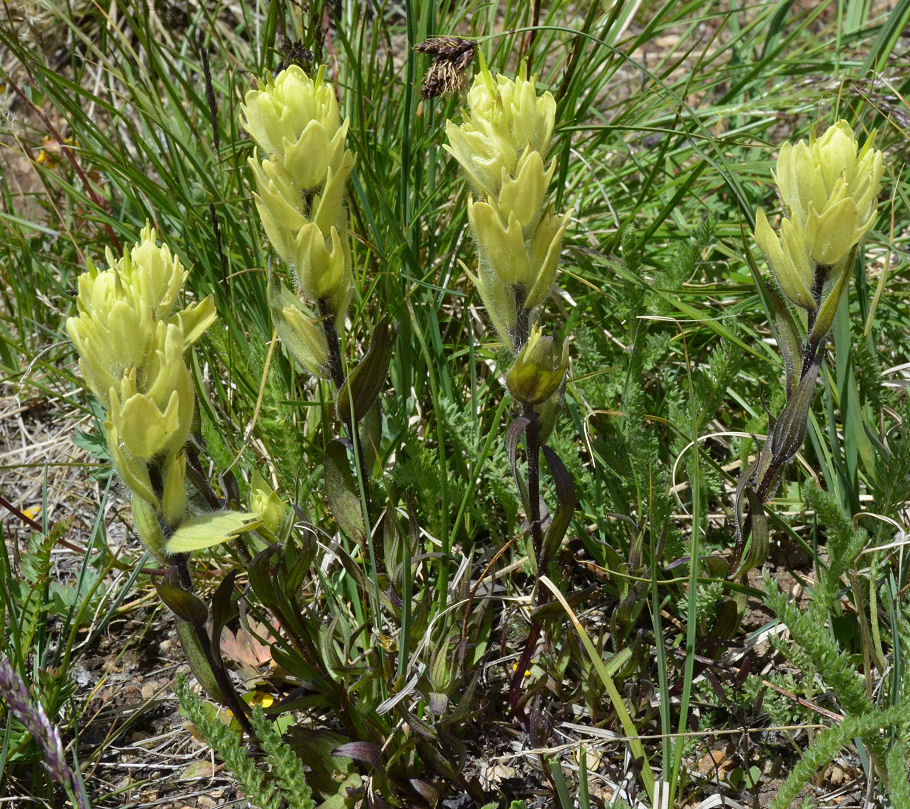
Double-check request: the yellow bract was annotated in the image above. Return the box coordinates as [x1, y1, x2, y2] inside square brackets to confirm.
[243, 66, 354, 325]
[754, 120, 883, 317]
[67, 225, 215, 558]
[444, 68, 555, 199]
[445, 65, 567, 349]
[241, 66, 348, 191]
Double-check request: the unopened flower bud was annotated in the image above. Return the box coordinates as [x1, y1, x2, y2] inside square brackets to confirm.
[467, 263, 517, 350]
[249, 471, 288, 536]
[506, 327, 569, 405]
[267, 274, 331, 378]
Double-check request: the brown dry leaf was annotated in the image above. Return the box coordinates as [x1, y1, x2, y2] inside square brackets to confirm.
[697, 749, 731, 777]
[220, 620, 274, 678]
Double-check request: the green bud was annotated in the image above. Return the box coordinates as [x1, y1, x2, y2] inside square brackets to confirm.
[531, 382, 564, 445]
[132, 492, 169, 562]
[267, 274, 331, 378]
[753, 208, 815, 310]
[506, 327, 569, 404]
[160, 451, 188, 529]
[467, 262, 517, 350]
[249, 471, 288, 536]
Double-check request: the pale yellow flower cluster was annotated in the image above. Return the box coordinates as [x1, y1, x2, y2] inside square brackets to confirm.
[445, 67, 569, 354]
[66, 225, 216, 556]
[242, 66, 354, 377]
[754, 121, 882, 333]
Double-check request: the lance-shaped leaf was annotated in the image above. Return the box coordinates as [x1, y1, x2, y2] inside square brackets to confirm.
[770, 353, 822, 466]
[324, 439, 366, 543]
[335, 316, 395, 425]
[506, 415, 532, 512]
[332, 741, 384, 769]
[712, 598, 741, 639]
[284, 530, 317, 594]
[731, 487, 770, 578]
[176, 620, 225, 703]
[540, 445, 576, 566]
[210, 571, 239, 660]
[248, 545, 281, 613]
[284, 727, 362, 799]
[809, 245, 857, 344]
[165, 510, 263, 554]
[248, 545, 311, 644]
[767, 285, 803, 396]
[157, 574, 208, 625]
[732, 448, 769, 576]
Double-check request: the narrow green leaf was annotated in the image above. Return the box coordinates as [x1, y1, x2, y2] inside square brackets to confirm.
[336, 316, 396, 425]
[324, 439, 366, 544]
[156, 576, 208, 625]
[540, 445, 576, 566]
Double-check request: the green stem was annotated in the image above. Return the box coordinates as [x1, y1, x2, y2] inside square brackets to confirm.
[190, 619, 254, 737]
[318, 299, 346, 390]
[509, 407, 549, 721]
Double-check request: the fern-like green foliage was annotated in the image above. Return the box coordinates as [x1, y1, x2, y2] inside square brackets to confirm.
[763, 575, 872, 720]
[176, 677, 315, 809]
[15, 526, 59, 658]
[395, 394, 519, 540]
[768, 702, 910, 809]
[801, 484, 869, 619]
[885, 734, 910, 807]
[249, 706, 315, 809]
[763, 483, 910, 801]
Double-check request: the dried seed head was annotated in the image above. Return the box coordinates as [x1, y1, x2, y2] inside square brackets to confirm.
[275, 38, 315, 75]
[415, 37, 475, 99]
